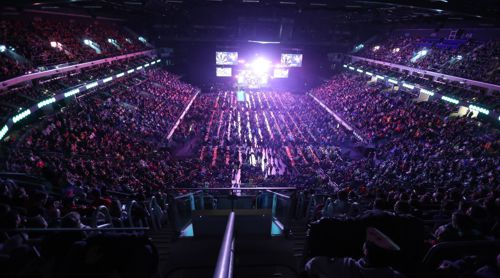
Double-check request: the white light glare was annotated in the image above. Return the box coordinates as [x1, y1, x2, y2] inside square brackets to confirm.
[441, 96, 459, 105]
[402, 83, 415, 90]
[64, 89, 80, 98]
[420, 89, 434, 96]
[388, 79, 398, 84]
[250, 58, 272, 73]
[37, 97, 56, 108]
[469, 105, 489, 115]
[86, 82, 98, 89]
[12, 109, 31, 123]
[0, 125, 9, 140]
[411, 49, 428, 62]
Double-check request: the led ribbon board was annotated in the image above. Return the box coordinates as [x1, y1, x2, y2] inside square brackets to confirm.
[0, 58, 162, 141]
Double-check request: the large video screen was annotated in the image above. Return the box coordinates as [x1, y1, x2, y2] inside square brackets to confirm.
[280, 53, 303, 67]
[273, 68, 289, 78]
[216, 51, 238, 65]
[216, 67, 232, 77]
[236, 70, 269, 89]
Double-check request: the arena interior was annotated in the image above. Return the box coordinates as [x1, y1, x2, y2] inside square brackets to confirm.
[0, 1, 499, 277]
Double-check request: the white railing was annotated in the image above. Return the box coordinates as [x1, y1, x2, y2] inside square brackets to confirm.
[213, 212, 235, 278]
[0, 49, 157, 90]
[350, 55, 500, 92]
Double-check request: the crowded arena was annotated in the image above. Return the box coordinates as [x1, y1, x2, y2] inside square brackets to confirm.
[0, 1, 499, 278]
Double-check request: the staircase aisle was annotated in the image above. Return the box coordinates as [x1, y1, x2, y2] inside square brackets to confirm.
[289, 219, 309, 271]
[149, 224, 177, 278]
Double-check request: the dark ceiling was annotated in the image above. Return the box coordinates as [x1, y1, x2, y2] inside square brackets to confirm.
[2, 0, 499, 46]
[5, 0, 500, 21]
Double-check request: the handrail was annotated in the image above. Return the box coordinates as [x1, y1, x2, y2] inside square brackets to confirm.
[350, 55, 500, 92]
[0, 57, 162, 141]
[265, 190, 291, 199]
[213, 212, 235, 278]
[174, 190, 203, 200]
[0, 227, 149, 232]
[168, 187, 296, 191]
[0, 49, 156, 90]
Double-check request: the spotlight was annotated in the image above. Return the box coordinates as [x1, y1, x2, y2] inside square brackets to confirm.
[50, 41, 57, 48]
[0, 45, 5, 53]
[250, 58, 271, 74]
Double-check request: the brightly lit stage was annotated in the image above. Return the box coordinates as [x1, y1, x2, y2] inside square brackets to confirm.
[216, 51, 302, 89]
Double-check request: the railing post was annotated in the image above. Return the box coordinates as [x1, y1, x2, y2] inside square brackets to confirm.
[189, 193, 196, 211]
[167, 194, 181, 233]
[201, 190, 205, 210]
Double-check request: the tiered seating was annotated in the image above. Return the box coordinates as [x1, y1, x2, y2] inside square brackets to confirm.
[0, 16, 151, 81]
[3, 67, 197, 192]
[0, 57, 149, 121]
[352, 60, 500, 111]
[356, 32, 500, 84]
[173, 89, 355, 187]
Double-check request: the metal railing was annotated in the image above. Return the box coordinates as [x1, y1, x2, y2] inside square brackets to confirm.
[213, 212, 235, 278]
[0, 227, 149, 232]
[169, 187, 296, 191]
[167, 187, 298, 233]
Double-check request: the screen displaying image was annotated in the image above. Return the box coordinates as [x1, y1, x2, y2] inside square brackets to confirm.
[273, 68, 289, 78]
[216, 67, 232, 77]
[216, 51, 238, 65]
[280, 53, 303, 67]
[237, 90, 246, 102]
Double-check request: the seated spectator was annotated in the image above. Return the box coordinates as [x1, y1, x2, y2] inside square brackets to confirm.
[305, 227, 406, 278]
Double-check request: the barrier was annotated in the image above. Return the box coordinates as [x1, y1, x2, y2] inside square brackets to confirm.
[213, 212, 235, 278]
[0, 58, 162, 141]
[350, 55, 500, 92]
[0, 49, 157, 90]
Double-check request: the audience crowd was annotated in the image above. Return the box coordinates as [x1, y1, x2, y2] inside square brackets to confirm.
[0, 57, 149, 121]
[0, 58, 498, 277]
[356, 32, 500, 84]
[351, 60, 500, 110]
[0, 16, 151, 81]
